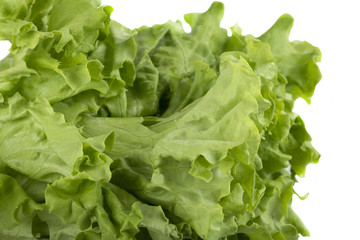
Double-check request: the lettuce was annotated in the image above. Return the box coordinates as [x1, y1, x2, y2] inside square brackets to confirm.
[0, 1, 321, 239]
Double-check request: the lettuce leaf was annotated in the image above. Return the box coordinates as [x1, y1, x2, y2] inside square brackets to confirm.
[0, 1, 321, 239]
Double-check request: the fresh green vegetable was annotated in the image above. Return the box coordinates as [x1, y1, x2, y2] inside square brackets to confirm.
[0, 0, 321, 239]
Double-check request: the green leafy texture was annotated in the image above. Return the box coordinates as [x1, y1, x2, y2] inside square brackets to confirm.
[125, 55, 160, 117]
[90, 20, 138, 117]
[0, 49, 36, 99]
[36, 210, 81, 240]
[80, 52, 267, 240]
[73, 131, 114, 182]
[123, 23, 171, 117]
[45, 175, 180, 240]
[48, 0, 111, 55]
[0, 94, 83, 182]
[90, 20, 136, 85]
[0, 19, 52, 49]
[0, 1, 321, 240]
[0, 0, 34, 20]
[0, 174, 42, 239]
[280, 116, 320, 177]
[0, 166, 48, 204]
[19, 50, 108, 103]
[0, 94, 113, 183]
[45, 175, 142, 240]
[0, 0, 113, 119]
[149, 2, 228, 116]
[259, 14, 322, 103]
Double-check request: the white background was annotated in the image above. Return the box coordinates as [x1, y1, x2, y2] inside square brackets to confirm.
[1, 0, 359, 239]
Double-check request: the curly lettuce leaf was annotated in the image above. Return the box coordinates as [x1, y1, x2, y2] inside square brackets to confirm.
[0, 1, 321, 239]
[0, 174, 42, 239]
[259, 14, 322, 103]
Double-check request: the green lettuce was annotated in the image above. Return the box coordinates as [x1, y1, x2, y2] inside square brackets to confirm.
[0, 1, 321, 239]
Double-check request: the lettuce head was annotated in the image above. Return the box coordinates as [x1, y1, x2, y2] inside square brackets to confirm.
[0, 1, 321, 239]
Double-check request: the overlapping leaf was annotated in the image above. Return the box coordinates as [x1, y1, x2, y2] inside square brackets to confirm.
[0, 1, 321, 239]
